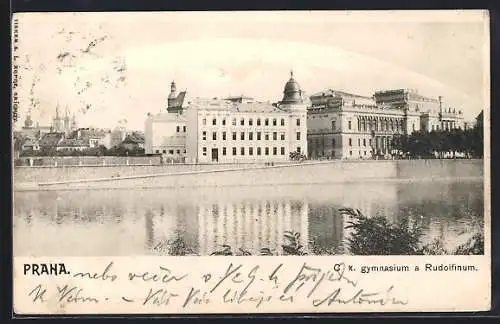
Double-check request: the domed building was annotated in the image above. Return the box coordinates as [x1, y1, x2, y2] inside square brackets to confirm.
[185, 71, 308, 163]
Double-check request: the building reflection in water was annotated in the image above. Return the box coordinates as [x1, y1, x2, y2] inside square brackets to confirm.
[197, 199, 309, 255]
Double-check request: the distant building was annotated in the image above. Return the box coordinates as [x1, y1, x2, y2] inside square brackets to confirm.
[307, 88, 464, 159]
[185, 72, 308, 163]
[39, 132, 65, 152]
[144, 80, 188, 157]
[52, 105, 77, 135]
[121, 132, 145, 151]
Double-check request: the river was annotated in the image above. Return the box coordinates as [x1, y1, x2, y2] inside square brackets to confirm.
[13, 178, 483, 256]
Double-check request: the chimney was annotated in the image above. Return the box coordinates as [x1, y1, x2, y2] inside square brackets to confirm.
[438, 96, 443, 114]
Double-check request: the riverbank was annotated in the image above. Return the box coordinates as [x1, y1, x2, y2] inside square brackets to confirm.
[14, 159, 483, 191]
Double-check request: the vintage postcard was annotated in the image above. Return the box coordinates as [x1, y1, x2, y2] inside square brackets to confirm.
[12, 10, 490, 314]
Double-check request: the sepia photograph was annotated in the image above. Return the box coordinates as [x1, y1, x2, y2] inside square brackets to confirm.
[11, 10, 490, 314]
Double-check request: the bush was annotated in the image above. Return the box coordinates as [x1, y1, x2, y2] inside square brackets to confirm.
[339, 207, 423, 255]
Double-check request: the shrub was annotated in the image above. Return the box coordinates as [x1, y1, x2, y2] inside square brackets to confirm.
[339, 208, 423, 255]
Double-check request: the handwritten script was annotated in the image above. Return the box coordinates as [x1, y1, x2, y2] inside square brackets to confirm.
[21, 259, 409, 313]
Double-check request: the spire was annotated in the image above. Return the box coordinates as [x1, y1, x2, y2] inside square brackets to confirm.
[290, 69, 294, 79]
[55, 104, 60, 118]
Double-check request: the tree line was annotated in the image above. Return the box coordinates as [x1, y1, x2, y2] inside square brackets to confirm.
[391, 125, 483, 159]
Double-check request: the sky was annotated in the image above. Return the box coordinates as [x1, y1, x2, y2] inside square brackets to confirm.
[12, 10, 489, 131]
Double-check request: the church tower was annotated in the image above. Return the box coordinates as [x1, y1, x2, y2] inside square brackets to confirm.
[167, 80, 187, 114]
[52, 104, 64, 132]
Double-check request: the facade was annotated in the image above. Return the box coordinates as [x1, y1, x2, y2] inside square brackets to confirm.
[185, 72, 308, 163]
[307, 88, 464, 159]
[145, 112, 187, 156]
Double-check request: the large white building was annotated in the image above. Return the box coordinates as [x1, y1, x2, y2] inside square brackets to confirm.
[307, 88, 464, 159]
[185, 72, 308, 163]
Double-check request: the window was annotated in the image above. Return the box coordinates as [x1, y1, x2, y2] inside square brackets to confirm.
[212, 132, 217, 140]
[155, 150, 160, 153]
[241, 147, 245, 155]
[212, 118, 217, 125]
[281, 119, 285, 126]
[176, 150, 180, 154]
[297, 147, 301, 154]
[162, 150, 166, 153]
[257, 118, 261, 126]
[273, 119, 277, 126]
[176, 126, 180, 132]
[232, 147, 237, 155]
[202, 118, 207, 125]
[240, 118, 245, 126]
[249, 132, 253, 140]
[364, 151, 367, 156]
[349, 138, 352, 146]
[332, 120, 336, 130]
[349, 150, 352, 156]
[183, 126, 186, 132]
[222, 147, 227, 155]
[296, 118, 301, 126]
[281, 147, 285, 155]
[265, 133, 269, 140]
[369, 139, 372, 146]
[202, 147, 207, 156]
[240, 132, 245, 140]
[222, 119, 226, 126]
[412, 123, 415, 131]
[358, 138, 360, 146]
[249, 147, 253, 155]
[348, 121, 352, 130]
[332, 138, 336, 147]
[169, 150, 174, 154]
[363, 139, 366, 146]
[296, 132, 301, 140]
[273, 132, 277, 140]
[265, 147, 269, 155]
[232, 132, 237, 140]
[249, 118, 253, 126]
[280, 133, 285, 140]
[265, 118, 269, 126]
[202, 131, 207, 140]
[431, 125, 435, 131]
[273, 147, 277, 155]
[257, 147, 261, 155]
[232, 118, 237, 126]
[222, 131, 226, 140]
[257, 132, 261, 140]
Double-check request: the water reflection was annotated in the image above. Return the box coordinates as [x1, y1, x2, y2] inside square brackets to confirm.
[13, 180, 483, 256]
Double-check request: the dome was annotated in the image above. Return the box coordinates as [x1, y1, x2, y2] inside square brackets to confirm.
[281, 71, 304, 104]
[284, 77, 301, 93]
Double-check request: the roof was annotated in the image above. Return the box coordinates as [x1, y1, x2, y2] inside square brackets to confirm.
[69, 128, 110, 139]
[58, 138, 89, 147]
[22, 138, 39, 147]
[310, 89, 372, 100]
[233, 102, 282, 113]
[122, 132, 145, 144]
[39, 132, 65, 146]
